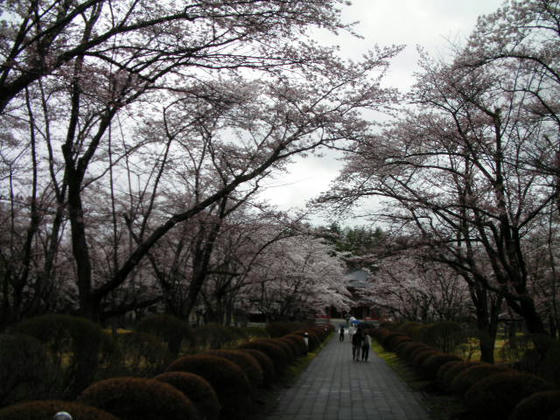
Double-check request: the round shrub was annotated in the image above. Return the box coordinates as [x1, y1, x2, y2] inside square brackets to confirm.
[238, 349, 276, 386]
[12, 314, 112, 398]
[239, 340, 289, 373]
[79, 377, 197, 420]
[397, 341, 432, 361]
[0, 333, 52, 405]
[0, 400, 118, 420]
[464, 372, 556, 420]
[267, 338, 296, 361]
[420, 353, 462, 380]
[509, 390, 560, 420]
[382, 333, 412, 352]
[137, 314, 193, 356]
[166, 354, 251, 420]
[282, 335, 308, 356]
[205, 349, 263, 389]
[436, 361, 481, 391]
[410, 348, 439, 368]
[155, 372, 221, 420]
[113, 331, 171, 377]
[450, 363, 511, 396]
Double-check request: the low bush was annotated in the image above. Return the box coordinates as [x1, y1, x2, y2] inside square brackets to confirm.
[450, 363, 511, 396]
[436, 361, 481, 391]
[396, 341, 432, 362]
[267, 338, 296, 362]
[238, 349, 276, 386]
[383, 334, 412, 352]
[509, 390, 560, 420]
[281, 335, 308, 356]
[239, 340, 289, 373]
[0, 333, 52, 405]
[12, 314, 112, 398]
[420, 353, 462, 380]
[381, 333, 412, 352]
[205, 349, 263, 389]
[155, 372, 221, 420]
[79, 377, 197, 420]
[410, 348, 439, 368]
[137, 314, 193, 356]
[464, 372, 556, 420]
[166, 354, 251, 420]
[0, 400, 118, 420]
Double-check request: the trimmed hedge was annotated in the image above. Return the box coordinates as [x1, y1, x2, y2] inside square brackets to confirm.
[79, 377, 197, 420]
[464, 372, 556, 420]
[238, 349, 276, 386]
[420, 353, 462, 380]
[239, 340, 289, 373]
[436, 361, 481, 391]
[155, 372, 221, 420]
[396, 341, 432, 362]
[382, 333, 412, 352]
[166, 354, 251, 420]
[410, 348, 440, 368]
[450, 363, 511, 396]
[509, 390, 560, 420]
[284, 335, 308, 356]
[205, 349, 263, 389]
[0, 400, 118, 420]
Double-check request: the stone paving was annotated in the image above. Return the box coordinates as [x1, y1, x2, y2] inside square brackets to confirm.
[262, 332, 431, 420]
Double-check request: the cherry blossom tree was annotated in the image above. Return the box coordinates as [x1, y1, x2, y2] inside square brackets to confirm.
[317, 2, 560, 357]
[0, 0, 403, 322]
[239, 234, 352, 321]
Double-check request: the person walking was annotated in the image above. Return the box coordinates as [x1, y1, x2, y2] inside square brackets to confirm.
[361, 331, 371, 362]
[351, 328, 363, 361]
[339, 325, 345, 342]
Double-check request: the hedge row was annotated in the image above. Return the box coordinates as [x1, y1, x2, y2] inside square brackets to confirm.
[0, 319, 333, 420]
[371, 326, 560, 420]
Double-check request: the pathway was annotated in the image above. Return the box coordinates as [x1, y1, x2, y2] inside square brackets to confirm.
[262, 332, 431, 420]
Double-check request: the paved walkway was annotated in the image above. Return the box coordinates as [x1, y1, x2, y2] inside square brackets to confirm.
[263, 333, 431, 420]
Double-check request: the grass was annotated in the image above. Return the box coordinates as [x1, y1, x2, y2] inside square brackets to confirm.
[371, 341, 468, 420]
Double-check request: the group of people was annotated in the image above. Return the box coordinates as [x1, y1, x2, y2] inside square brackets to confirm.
[339, 324, 371, 362]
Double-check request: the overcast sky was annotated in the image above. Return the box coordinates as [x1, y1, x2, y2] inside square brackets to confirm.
[258, 0, 504, 224]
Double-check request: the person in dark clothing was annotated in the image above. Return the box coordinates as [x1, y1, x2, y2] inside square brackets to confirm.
[361, 332, 371, 361]
[339, 326, 345, 342]
[352, 328, 363, 361]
